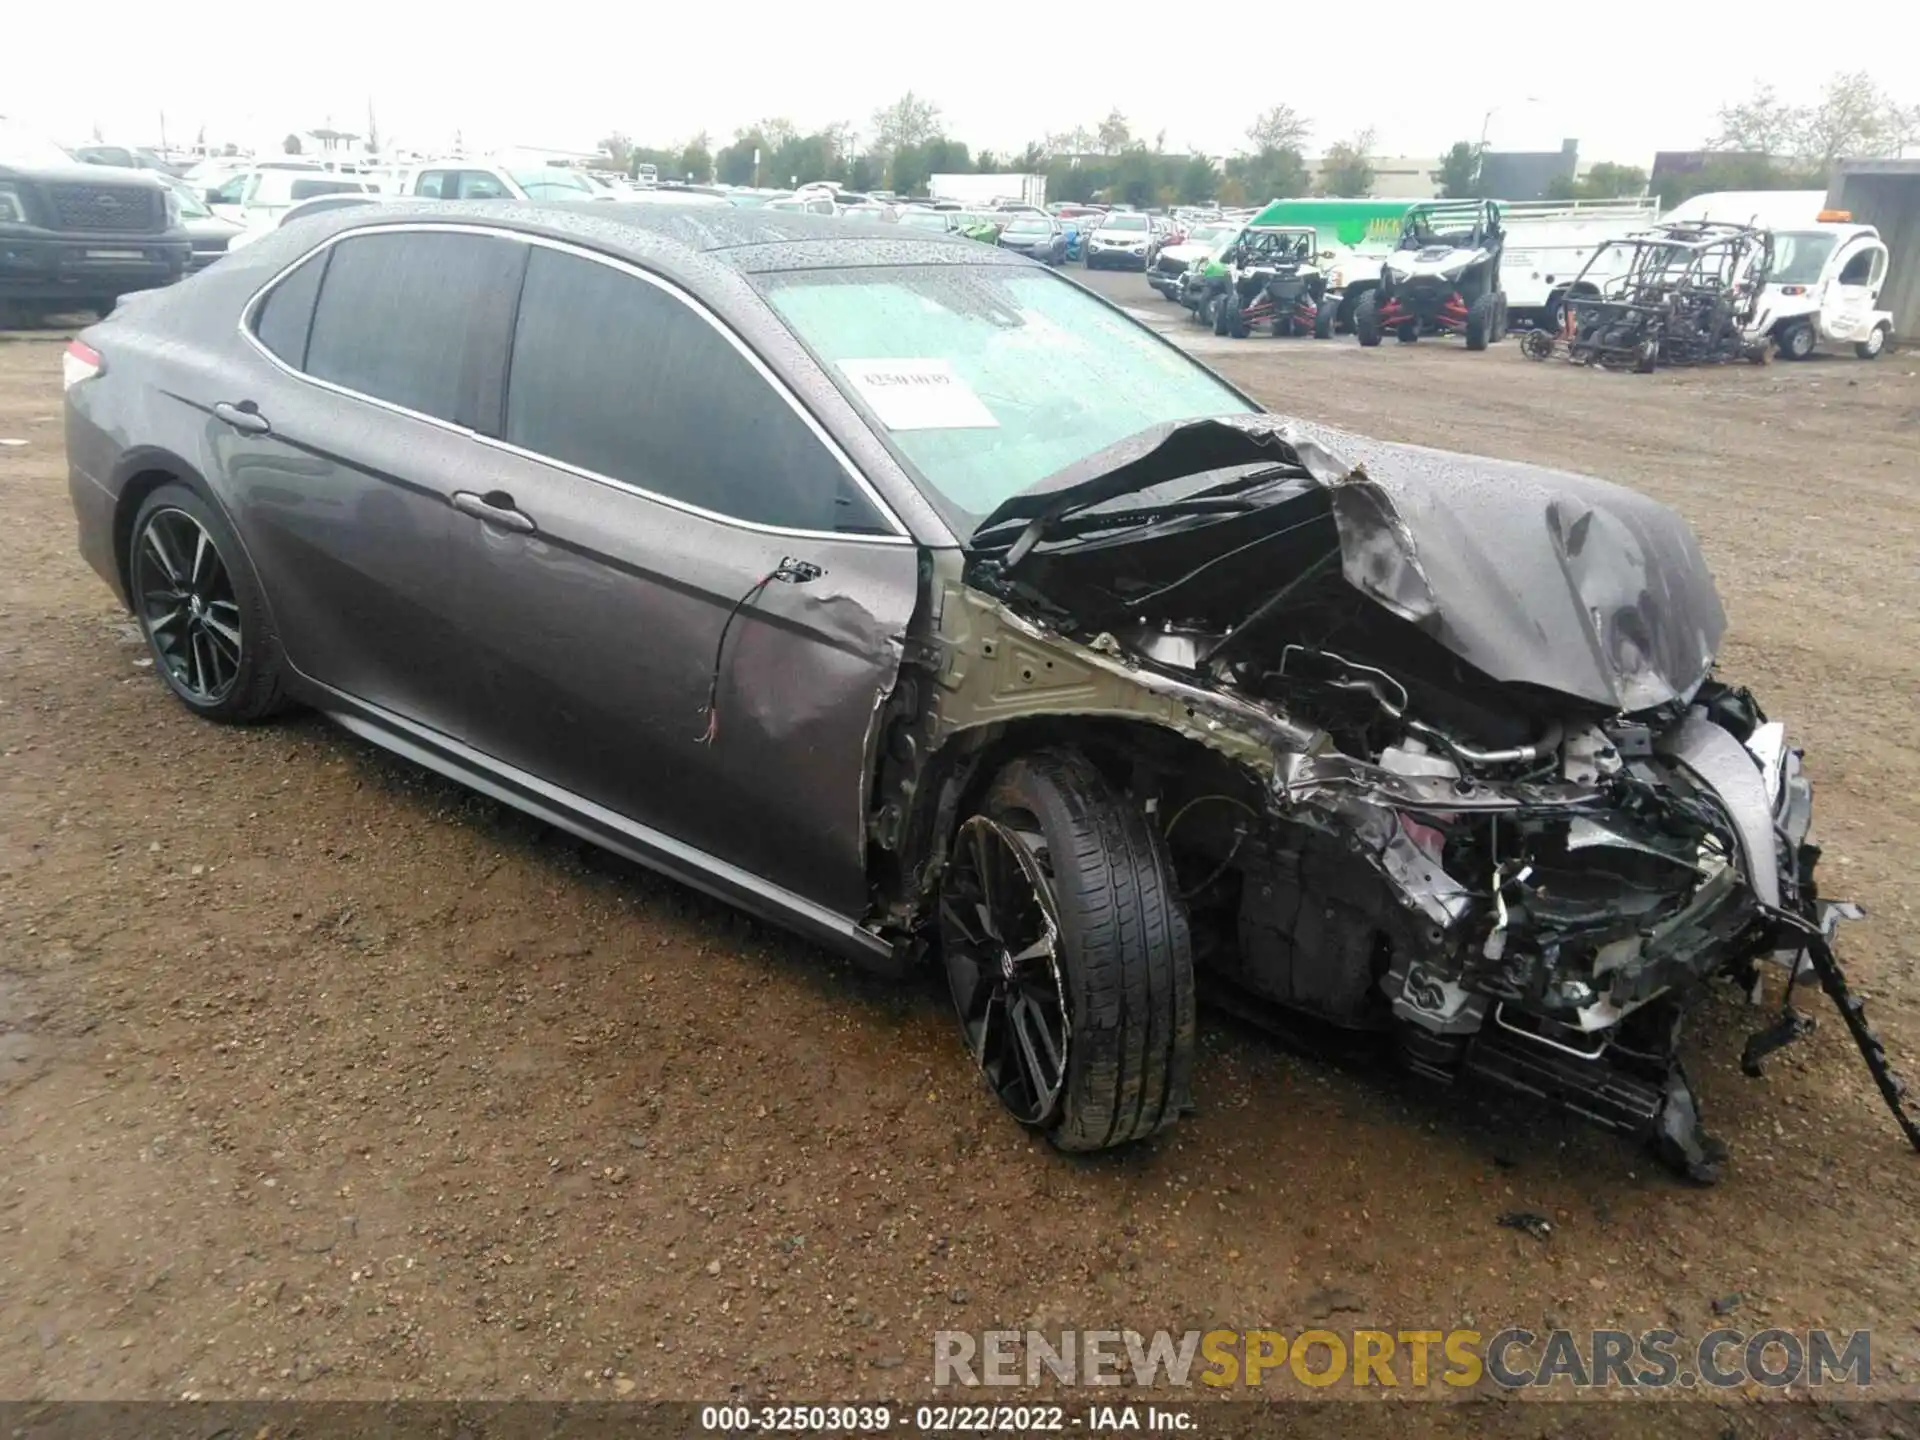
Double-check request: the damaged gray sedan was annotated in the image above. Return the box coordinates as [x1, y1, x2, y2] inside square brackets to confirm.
[65, 204, 1917, 1179]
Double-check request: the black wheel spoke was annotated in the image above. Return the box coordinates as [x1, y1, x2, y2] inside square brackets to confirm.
[189, 526, 212, 590]
[143, 523, 185, 585]
[969, 824, 999, 939]
[1009, 990, 1066, 1109]
[937, 892, 984, 949]
[202, 613, 241, 660]
[975, 988, 1008, 1069]
[1006, 935, 1053, 968]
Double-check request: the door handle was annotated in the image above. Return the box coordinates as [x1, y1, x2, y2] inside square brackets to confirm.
[212, 400, 270, 434]
[451, 489, 536, 533]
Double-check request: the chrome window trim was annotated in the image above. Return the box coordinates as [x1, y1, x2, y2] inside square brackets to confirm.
[236, 220, 915, 546]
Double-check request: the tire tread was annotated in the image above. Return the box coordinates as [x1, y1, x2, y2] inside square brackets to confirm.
[984, 750, 1194, 1152]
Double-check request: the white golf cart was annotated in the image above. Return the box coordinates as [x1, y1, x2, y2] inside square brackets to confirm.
[1752, 213, 1894, 360]
[1664, 193, 1893, 360]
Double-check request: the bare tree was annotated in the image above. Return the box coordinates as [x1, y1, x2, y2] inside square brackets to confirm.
[1319, 129, 1376, 196]
[757, 117, 799, 151]
[1096, 109, 1132, 154]
[1711, 82, 1800, 155]
[599, 132, 635, 171]
[1798, 71, 1918, 165]
[821, 121, 860, 166]
[1713, 72, 1918, 165]
[871, 92, 942, 156]
[1245, 104, 1311, 155]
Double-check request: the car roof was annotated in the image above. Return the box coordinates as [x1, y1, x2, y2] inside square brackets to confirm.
[275, 199, 1027, 276]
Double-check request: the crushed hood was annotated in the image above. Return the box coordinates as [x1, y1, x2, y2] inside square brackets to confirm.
[976, 415, 1726, 713]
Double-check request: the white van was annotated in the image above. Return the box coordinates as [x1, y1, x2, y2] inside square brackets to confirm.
[1663, 192, 1894, 359]
[1496, 197, 1665, 329]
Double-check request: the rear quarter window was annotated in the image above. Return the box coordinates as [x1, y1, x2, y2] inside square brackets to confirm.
[250, 249, 332, 368]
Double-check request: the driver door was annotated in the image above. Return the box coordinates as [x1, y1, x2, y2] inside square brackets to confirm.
[450, 244, 920, 917]
[1822, 240, 1886, 342]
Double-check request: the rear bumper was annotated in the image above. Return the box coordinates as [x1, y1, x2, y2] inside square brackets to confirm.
[67, 457, 125, 605]
[0, 231, 188, 302]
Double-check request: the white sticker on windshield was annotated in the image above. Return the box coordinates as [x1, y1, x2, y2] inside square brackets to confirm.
[837, 358, 1000, 431]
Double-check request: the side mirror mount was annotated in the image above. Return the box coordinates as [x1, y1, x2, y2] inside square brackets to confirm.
[1320, 249, 1337, 260]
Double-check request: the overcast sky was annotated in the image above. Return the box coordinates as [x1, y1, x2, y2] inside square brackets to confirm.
[9, 2, 1918, 165]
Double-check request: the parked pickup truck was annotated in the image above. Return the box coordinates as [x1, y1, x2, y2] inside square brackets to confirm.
[1, 118, 190, 324]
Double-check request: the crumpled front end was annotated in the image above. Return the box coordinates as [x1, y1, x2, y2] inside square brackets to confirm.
[940, 416, 1914, 1177]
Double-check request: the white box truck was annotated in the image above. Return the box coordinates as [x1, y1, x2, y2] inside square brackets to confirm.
[928, 173, 1047, 209]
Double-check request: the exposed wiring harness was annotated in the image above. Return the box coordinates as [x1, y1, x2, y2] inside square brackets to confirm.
[1163, 793, 1261, 901]
[694, 557, 823, 746]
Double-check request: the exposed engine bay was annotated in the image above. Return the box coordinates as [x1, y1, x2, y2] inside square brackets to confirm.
[889, 415, 1919, 1180]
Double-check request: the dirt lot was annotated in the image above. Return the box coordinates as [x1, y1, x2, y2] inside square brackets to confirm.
[3, 279, 1920, 1426]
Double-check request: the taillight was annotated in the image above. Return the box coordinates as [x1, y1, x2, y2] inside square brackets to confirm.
[62, 339, 103, 390]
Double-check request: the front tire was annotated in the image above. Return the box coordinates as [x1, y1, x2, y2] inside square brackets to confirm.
[1464, 291, 1500, 351]
[129, 484, 290, 724]
[939, 750, 1195, 1152]
[1855, 324, 1888, 360]
[1777, 320, 1817, 360]
[1353, 288, 1383, 347]
[1312, 301, 1335, 340]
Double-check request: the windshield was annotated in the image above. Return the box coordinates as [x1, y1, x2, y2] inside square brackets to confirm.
[163, 179, 211, 218]
[1006, 219, 1050, 234]
[0, 119, 73, 168]
[761, 265, 1253, 526]
[1771, 230, 1839, 286]
[507, 166, 596, 199]
[899, 211, 949, 230]
[1190, 224, 1233, 244]
[1102, 214, 1147, 232]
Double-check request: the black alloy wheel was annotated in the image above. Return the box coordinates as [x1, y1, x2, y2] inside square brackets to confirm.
[134, 506, 243, 706]
[940, 814, 1072, 1128]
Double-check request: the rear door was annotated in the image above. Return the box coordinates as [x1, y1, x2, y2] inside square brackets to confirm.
[228, 226, 524, 736]
[448, 242, 919, 915]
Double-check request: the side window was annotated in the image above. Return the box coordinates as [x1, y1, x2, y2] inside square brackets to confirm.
[1838, 249, 1875, 286]
[414, 170, 450, 199]
[458, 171, 510, 200]
[504, 247, 887, 534]
[251, 248, 332, 367]
[209, 175, 247, 205]
[303, 231, 524, 426]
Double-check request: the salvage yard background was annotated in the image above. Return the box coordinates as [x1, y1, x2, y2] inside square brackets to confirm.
[3, 281, 1919, 1421]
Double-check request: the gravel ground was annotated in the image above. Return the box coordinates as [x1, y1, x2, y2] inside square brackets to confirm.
[3, 281, 1919, 1429]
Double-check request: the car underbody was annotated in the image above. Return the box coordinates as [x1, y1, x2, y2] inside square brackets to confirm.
[865, 416, 1920, 1178]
